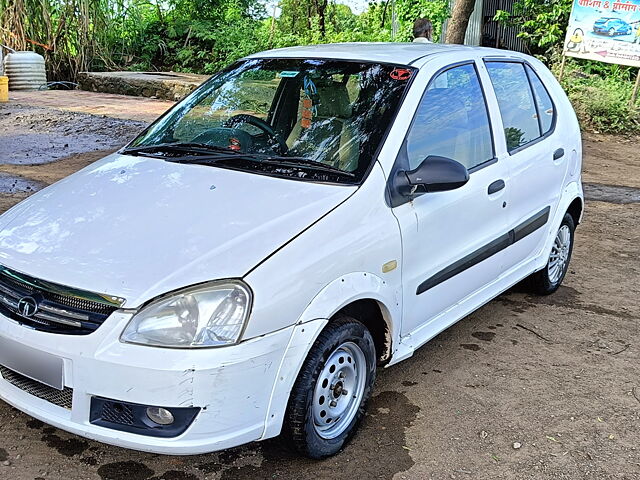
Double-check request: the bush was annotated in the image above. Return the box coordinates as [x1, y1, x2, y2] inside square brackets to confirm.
[553, 60, 640, 135]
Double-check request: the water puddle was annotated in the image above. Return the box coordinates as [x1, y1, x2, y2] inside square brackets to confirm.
[583, 183, 640, 204]
[0, 173, 45, 194]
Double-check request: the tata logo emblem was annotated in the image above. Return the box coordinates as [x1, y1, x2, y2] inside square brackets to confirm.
[17, 296, 39, 317]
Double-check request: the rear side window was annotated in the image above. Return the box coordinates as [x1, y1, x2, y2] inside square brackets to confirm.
[405, 63, 494, 170]
[485, 62, 540, 152]
[525, 65, 554, 135]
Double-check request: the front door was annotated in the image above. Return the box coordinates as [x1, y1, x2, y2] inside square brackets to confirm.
[392, 61, 510, 337]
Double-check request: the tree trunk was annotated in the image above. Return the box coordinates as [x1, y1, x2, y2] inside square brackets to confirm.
[446, 0, 476, 44]
[318, 0, 327, 36]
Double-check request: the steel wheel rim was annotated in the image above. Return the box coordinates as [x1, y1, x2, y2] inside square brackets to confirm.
[548, 224, 571, 284]
[312, 341, 367, 439]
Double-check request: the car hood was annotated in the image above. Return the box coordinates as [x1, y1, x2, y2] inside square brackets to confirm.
[0, 154, 355, 307]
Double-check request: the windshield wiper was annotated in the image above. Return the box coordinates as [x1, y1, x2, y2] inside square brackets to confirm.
[124, 145, 356, 178]
[122, 143, 242, 157]
[259, 155, 356, 178]
[166, 154, 354, 178]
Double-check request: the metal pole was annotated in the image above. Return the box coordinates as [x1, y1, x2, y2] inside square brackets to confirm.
[631, 68, 640, 105]
[558, 54, 567, 82]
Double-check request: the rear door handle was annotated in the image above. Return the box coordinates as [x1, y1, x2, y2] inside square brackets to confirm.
[553, 148, 565, 160]
[488, 179, 505, 195]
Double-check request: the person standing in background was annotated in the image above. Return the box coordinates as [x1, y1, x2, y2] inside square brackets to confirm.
[413, 18, 433, 43]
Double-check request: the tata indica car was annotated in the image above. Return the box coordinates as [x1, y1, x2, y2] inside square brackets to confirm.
[0, 43, 583, 459]
[593, 17, 633, 36]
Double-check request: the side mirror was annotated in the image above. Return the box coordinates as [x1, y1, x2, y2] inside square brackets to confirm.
[394, 155, 469, 197]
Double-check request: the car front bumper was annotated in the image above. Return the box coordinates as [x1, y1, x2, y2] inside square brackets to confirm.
[0, 310, 295, 454]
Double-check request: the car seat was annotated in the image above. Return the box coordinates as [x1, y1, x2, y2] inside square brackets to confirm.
[286, 80, 360, 172]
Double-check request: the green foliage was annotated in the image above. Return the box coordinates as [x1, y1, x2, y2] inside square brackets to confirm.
[554, 59, 640, 134]
[494, 0, 573, 55]
[1, 0, 451, 80]
[395, 0, 449, 42]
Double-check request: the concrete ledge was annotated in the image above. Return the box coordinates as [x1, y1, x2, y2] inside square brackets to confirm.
[78, 71, 209, 101]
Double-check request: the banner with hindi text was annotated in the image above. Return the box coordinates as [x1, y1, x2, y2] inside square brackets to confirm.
[563, 0, 640, 67]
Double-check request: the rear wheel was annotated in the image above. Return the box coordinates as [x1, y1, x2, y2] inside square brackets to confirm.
[526, 213, 575, 295]
[282, 316, 376, 458]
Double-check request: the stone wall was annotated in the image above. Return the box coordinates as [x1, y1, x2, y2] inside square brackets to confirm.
[77, 71, 208, 101]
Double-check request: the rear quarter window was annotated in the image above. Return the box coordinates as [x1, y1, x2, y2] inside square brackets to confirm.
[525, 64, 555, 136]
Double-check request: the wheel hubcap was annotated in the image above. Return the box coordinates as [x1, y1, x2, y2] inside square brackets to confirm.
[548, 224, 571, 284]
[312, 341, 367, 439]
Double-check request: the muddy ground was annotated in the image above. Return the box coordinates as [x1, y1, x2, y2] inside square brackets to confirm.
[0, 98, 638, 480]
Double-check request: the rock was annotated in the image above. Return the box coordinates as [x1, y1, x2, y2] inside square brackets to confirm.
[513, 442, 522, 449]
[3, 460, 11, 466]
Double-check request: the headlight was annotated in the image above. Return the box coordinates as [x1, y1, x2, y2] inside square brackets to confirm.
[121, 281, 252, 348]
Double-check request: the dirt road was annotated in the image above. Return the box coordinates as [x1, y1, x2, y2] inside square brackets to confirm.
[0, 94, 638, 480]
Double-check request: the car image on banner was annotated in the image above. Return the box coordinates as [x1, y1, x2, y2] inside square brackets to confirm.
[593, 17, 633, 35]
[564, 0, 640, 67]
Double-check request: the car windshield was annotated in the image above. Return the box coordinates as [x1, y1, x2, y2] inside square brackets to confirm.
[127, 58, 415, 184]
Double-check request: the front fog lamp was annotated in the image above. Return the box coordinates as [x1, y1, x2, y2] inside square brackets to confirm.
[146, 407, 174, 425]
[121, 281, 252, 348]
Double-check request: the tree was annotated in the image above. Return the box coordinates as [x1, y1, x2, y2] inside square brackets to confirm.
[445, 0, 475, 44]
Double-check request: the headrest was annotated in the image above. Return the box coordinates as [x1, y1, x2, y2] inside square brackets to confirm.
[314, 81, 352, 118]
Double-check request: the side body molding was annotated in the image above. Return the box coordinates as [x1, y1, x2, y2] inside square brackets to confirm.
[417, 206, 551, 295]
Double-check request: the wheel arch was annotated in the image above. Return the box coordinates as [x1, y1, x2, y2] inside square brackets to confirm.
[261, 273, 400, 441]
[536, 182, 583, 272]
[295, 271, 401, 363]
[567, 196, 584, 226]
[334, 298, 393, 364]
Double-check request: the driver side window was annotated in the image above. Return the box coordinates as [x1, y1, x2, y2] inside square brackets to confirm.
[406, 63, 494, 171]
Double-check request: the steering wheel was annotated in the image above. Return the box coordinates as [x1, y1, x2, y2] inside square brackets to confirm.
[223, 114, 287, 153]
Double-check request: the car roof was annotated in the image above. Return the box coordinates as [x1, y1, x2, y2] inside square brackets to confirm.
[245, 42, 528, 66]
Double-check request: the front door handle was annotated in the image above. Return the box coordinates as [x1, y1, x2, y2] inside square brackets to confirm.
[553, 148, 565, 160]
[488, 179, 505, 195]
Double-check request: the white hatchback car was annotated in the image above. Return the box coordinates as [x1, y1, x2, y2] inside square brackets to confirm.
[0, 43, 582, 459]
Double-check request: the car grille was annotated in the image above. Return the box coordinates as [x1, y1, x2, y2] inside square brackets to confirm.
[0, 365, 73, 409]
[0, 265, 123, 335]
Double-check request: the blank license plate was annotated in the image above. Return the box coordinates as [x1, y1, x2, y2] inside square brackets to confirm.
[0, 336, 64, 390]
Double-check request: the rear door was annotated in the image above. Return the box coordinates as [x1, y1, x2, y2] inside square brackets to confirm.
[392, 59, 511, 337]
[483, 59, 566, 271]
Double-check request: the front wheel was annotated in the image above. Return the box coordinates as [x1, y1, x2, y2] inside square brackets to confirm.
[526, 213, 575, 295]
[282, 316, 376, 458]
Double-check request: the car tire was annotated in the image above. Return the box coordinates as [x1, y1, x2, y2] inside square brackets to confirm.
[609, 27, 615, 36]
[526, 213, 575, 295]
[282, 316, 376, 459]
